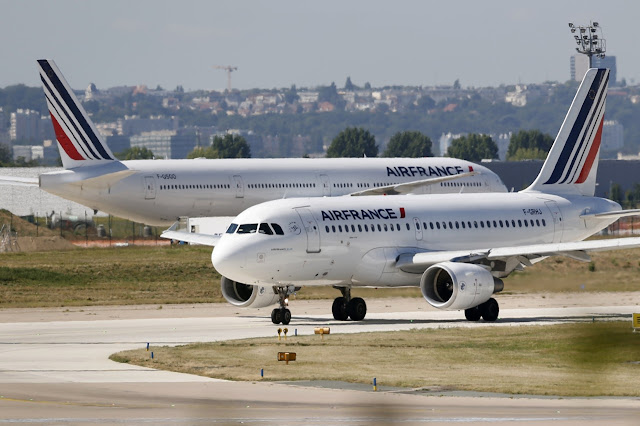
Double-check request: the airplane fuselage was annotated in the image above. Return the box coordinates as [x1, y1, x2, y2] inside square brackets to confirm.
[211, 192, 620, 288]
[39, 157, 506, 225]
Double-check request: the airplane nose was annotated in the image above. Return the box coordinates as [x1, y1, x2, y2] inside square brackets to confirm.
[211, 242, 247, 279]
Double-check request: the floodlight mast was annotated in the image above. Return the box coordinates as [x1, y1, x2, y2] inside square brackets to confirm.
[568, 21, 606, 68]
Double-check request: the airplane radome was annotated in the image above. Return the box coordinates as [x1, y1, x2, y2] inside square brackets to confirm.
[192, 68, 640, 325]
[0, 60, 507, 228]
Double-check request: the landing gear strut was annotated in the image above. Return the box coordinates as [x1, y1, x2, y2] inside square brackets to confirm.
[332, 287, 367, 321]
[465, 298, 499, 322]
[270, 286, 293, 325]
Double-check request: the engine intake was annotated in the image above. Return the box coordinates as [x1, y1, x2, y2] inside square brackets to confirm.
[220, 276, 279, 308]
[420, 262, 503, 310]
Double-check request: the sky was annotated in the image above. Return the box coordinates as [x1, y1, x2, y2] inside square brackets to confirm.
[1, 0, 638, 92]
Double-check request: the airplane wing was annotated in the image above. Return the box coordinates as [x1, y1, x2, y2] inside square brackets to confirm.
[396, 236, 640, 273]
[349, 171, 478, 196]
[161, 229, 221, 246]
[0, 176, 39, 187]
[160, 219, 230, 246]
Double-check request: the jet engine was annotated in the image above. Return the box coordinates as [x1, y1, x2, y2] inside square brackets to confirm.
[420, 262, 503, 310]
[220, 276, 280, 308]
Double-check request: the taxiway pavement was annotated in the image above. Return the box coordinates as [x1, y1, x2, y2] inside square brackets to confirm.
[0, 296, 639, 424]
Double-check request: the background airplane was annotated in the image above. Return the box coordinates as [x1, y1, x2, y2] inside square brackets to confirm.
[0, 60, 507, 227]
[192, 68, 640, 325]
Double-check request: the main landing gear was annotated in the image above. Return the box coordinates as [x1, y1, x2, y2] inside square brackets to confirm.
[271, 286, 293, 325]
[464, 298, 499, 322]
[332, 287, 367, 321]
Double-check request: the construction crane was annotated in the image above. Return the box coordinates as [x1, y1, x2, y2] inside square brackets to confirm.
[213, 65, 238, 91]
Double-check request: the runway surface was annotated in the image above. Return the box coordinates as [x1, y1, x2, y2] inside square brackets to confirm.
[0, 296, 639, 424]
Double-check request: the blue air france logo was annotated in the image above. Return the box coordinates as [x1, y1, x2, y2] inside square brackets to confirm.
[387, 165, 472, 178]
[321, 208, 406, 221]
[544, 69, 609, 185]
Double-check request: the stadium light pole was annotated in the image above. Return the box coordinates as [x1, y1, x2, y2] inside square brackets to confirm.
[568, 21, 606, 68]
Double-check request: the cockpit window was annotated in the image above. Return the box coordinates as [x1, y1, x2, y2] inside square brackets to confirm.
[237, 223, 258, 234]
[226, 223, 238, 234]
[271, 223, 284, 235]
[259, 223, 273, 235]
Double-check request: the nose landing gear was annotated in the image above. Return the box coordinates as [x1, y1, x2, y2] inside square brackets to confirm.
[270, 285, 294, 325]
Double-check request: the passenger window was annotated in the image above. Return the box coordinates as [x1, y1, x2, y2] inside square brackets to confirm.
[259, 223, 273, 235]
[511, 220, 516, 227]
[358, 225, 362, 232]
[518, 220, 522, 227]
[455, 221, 459, 229]
[480, 221, 485, 228]
[524, 220, 529, 227]
[499, 220, 503, 227]
[226, 223, 238, 234]
[442, 222, 447, 229]
[461, 222, 466, 229]
[406, 223, 410, 231]
[332, 225, 336, 232]
[493, 220, 497, 228]
[416, 222, 421, 230]
[542, 219, 546, 226]
[384, 224, 388, 231]
[325, 226, 330, 233]
[487, 221, 491, 228]
[351, 225, 356, 232]
[536, 219, 540, 226]
[339, 225, 343, 232]
[429, 222, 434, 230]
[436, 222, 441, 230]
[237, 224, 258, 234]
[448, 221, 453, 229]
[474, 221, 478, 228]
[345, 225, 349, 233]
[377, 224, 382, 232]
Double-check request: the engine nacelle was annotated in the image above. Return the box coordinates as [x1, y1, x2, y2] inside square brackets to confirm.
[220, 276, 279, 308]
[420, 262, 503, 311]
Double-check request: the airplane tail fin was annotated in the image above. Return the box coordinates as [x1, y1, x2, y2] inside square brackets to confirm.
[37, 59, 116, 169]
[524, 68, 609, 197]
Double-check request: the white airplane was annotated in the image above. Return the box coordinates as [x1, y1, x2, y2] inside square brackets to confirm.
[203, 68, 640, 325]
[0, 60, 507, 227]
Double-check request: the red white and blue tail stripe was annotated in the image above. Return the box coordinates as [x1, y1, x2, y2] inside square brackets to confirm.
[37, 59, 116, 168]
[525, 68, 609, 196]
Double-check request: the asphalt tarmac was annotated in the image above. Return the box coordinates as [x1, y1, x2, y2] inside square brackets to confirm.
[0, 296, 639, 425]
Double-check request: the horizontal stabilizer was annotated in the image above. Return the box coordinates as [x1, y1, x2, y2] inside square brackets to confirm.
[0, 176, 39, 187]
[65, 169, 137, 189]
[350, 171, 478, 196]
[580, 209, 640, 220]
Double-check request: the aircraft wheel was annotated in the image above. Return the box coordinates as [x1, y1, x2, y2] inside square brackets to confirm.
[332, 297, 349, 321]
[271, 308, 282, 324]
[281, 308, 291, 325]
[480, 298, 499, 321]
[464, 306, 482, 321]
[347, 297, 367, 321]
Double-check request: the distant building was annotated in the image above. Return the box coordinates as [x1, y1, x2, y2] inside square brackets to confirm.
[12, 145, 43, 162]
[601, 120, 624, 152]
[130, 129, 198, 159]
[11, 109, 39, 142]
[439, 132, 465, 156]
[571, 54, 617, 85]
[117, 115, 178, 136]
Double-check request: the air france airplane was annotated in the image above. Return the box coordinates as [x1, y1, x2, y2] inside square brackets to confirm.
[0, 60, 506, 227]
[204, 68, 640, 325]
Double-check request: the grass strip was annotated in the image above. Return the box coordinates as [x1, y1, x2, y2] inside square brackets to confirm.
[112, 321, 640, 397]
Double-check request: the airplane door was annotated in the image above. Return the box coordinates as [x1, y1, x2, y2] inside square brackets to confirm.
[233, 175, 244, 198]
[413, 217, 423, 241]
[319, 174, 330, 196]
[295, 207, 321, 253]
[144, 176, 156, 200]
[545, 201, 564, 243]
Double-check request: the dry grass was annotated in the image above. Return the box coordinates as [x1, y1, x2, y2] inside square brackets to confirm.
[112, 321, 640, 397]
[0, 245, 221, 307]
[1, 240, 640, 308]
